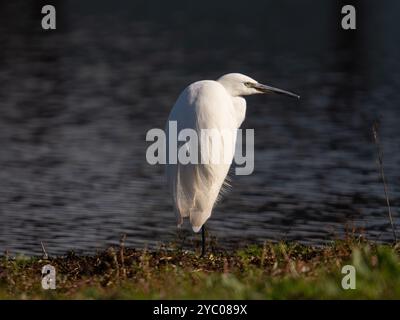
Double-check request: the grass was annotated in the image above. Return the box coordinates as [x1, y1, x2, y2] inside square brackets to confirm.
[1, 236, 400, 299]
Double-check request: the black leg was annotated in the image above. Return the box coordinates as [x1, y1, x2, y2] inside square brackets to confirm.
[178, 227, 185, 249]
[201, 225, 206, 257]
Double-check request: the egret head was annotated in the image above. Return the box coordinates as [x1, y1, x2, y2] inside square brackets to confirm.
[217, 73, 300, 99]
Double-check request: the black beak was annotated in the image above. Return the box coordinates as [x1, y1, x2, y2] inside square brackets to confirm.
[253, 83, 300, 99]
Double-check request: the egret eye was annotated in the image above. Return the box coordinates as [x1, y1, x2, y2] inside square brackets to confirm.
[244, 82, 253, 88]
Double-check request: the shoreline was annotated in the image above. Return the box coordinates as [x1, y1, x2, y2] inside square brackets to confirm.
[1, 239, 399, 299]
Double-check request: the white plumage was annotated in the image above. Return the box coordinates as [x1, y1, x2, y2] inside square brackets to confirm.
[166, 73, 299, 234]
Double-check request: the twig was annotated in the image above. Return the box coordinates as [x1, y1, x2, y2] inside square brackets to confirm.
[4, 250, 9, 261]
[40, 241, 49, 260]
[119, 234, 127, 278]
[372, 121, 397, 242]
[109, 247, 120, 278]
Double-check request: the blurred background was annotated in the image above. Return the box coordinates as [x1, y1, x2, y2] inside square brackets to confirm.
[0, 0, 399, 255]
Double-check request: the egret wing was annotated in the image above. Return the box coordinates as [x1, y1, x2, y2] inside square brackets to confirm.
[166, 81, 238, 231]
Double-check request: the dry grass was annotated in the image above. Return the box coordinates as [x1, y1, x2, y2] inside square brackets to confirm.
[1, 236, 400, 299]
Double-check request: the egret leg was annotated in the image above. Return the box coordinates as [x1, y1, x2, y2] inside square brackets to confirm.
[177, 227, 185, 249]
[201, 225, 206, 257]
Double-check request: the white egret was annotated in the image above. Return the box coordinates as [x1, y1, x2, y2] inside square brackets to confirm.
[166, 73, 299, 255]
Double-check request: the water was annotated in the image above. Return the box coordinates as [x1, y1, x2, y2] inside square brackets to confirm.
[0, 1, 400, 255]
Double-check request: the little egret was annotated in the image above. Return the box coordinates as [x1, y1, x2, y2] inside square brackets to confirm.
[166, 73, 299, 255]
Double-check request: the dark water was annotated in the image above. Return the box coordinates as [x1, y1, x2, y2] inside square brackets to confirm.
[1, 1, 400, 255]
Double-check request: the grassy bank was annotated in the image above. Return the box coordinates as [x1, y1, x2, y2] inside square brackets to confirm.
[1, 238, 400, 299]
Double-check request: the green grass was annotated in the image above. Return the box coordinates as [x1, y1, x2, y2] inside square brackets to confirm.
[1, 238, 400, 299]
